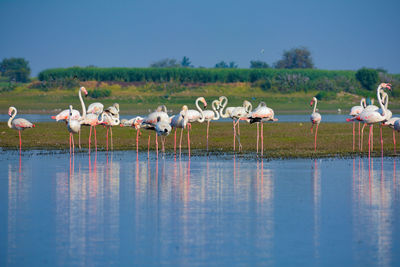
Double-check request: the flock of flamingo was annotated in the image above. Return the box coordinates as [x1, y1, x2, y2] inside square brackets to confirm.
[6, 82, 399, 157]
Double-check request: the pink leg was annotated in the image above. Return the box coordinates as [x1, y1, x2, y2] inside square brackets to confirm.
[79, 130, 81, 149]
[106, 127, 109, 151]
[174, 128, 177, 154]
[233, 120, 236, 151]
[136, 129, 139, 154]
[207, 121, 210, 151]
[69, 132, 72, 155]
[188, 125, 191, 157]
[261, 123, 264, 156]
[179, 128, 183, 156]
[19, 130, 22, 152]
[358, 122, 361, 151]
[256, 122, 259, 154]
[94, 126, 97, 150]
[110, 127, 113, 150]
[72, 134, 75, 155]
[380, 124, 383, 157]
[371, 125, 374, 151]
[161, 136, 165, 153]
[155, 133, 158, 158]
[314, 124, 319, 152]
[147, 135, 150, 158]
[311, 124, 313, 133]
[368, 125, 372, 158]
[393, 129, 396, 154]
[353, 121, 355, 152]
[361, 124, 366, 152]
[89, 126, 92, 151]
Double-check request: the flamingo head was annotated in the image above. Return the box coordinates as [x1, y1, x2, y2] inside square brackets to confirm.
[8, 106, 15, 116]
[380, 83, 392, 90]
[310, 97, 317, 106]
[80, 86, 88, 96]
[200, 97, 207, 108]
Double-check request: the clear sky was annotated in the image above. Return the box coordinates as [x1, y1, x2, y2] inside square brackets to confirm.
[1, 0, 399, 75]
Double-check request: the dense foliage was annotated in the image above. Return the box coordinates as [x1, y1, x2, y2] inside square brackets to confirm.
[355, 68, 379, 91]
[274, 47, 314, 69]
[87, 88, 111, 98]
[0, 57, 31, 82]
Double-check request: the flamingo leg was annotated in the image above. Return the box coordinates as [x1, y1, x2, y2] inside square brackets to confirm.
[314, 124, 319, 152]
[69, 132, 72, 155]
[261, 122, 264, 156]
[371, 125, 374, 151]
[353, 121, 355, 152]
[311, 124, 313, 133]
[110, 127, 113, 150]
[155, 133, 158, 158]
[358, 122, 361, 151]
[147, 135, 150, 158]
[361, 124, 366, 152]
[136, 129, 139, 154]
[368, 125, 372, 158]
[161, 136, 165, 153]
[18, 130, 22, 152]
[106, 127, 109, 151]
[179, 127, 183, 156]
[174, 128, 177, 154]
[72, 133, 75, 155]
[233, 120, 236, 151]
[89, 126, 92, 151]
[380, 124, 383, 157]
[256, 122, 259, 154]
[393, 129, 396, 154]
[79, 130, 81, 149]
[188, 124, 191, 157]
[207, 120, 210, 151]
[94, 126, 97, 151]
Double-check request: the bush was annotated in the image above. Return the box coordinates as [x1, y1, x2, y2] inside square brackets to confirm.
[88, 89, 111, 98]
[315, 91, 336, 100]
[355, 68, 379, 91]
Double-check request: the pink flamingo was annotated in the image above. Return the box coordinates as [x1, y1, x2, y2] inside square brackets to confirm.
[357, 83, 392, 157]
[310, 97, 322, 152]
[120, 116, 143, 153]
[8, 106, 35, 151]
[99, 112, 120, 151]
[67, 105, 81, 155]
[382, 117, 400, 154]
[170, 105, 189, 155]
[185, 97, 207, 157]
[248, 102, 278, 156]
[202, 99, 221, 151]
[141, 106, 170, 156]
[348, 98, 366, 151]
[231, 100, 252, 152]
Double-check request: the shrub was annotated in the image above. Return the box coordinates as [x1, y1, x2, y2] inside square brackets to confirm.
[88, 89, 111, 98]
[315, 91, 336, 100]
[355, 68, 379, 91]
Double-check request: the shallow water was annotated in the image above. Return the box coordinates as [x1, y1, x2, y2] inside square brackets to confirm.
[1, 114, 383, 123]
[0, 151, 399, 266]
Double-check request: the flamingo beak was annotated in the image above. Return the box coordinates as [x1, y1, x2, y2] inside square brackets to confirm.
[310, 101, 313, 106]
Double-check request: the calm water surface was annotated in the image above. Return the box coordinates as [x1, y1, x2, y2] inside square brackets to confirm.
[0, 151, 399, 266]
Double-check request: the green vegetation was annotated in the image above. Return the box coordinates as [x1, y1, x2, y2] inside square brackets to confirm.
[0, 57, 31, 82]
[87, 88, 111, 98]
[356, 68, 379, 91]
[274, 47, 314, 69]
[0, 121, 398, 158]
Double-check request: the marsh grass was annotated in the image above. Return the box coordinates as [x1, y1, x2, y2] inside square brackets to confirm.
[1, 122, 398, 158]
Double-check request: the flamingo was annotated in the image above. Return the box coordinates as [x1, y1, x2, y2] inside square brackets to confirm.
[185, 97, 207, 157]
[357, 83, 392, 157]
[170, 105, 189, 155]
[248, 102, 278, 156]
[67, 105, 81, 155]
[99, 112, 120, 151]
[219, 96, 252, 152]
[87, 102, 104, 115]
[202, 99, 221, 151]
[231, 100, 252, 152]
[8, 106, 35, 152]
[120, 116, 143, 153]
[382, 117, 400, 154]
[310, 97, 322, 152]
[348, 98, 366, 151]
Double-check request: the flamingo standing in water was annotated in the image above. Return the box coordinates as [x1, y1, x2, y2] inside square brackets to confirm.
[357, 83, 392, 157]
[67, 105, 81, 155]
[186, 97, 207, 157]
[348, 98, 366, 151]
[170, 105, 189, 155]
[202, 99, 221, 151]
[248, 102, 278, 156]
[120, 116, 143, 153]
[141, 106, 170, 156]
[219, 96, 252, 152]
[8, 106, 35, 152]
[230, 100, 252, 152]
[100, 111, 120, 151]
[310, 97, 322, 152]
[383, 117, 400, 154]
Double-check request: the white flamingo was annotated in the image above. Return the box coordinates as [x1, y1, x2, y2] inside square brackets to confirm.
[310, 97, 322, 152]
[170, 105, 189, 155]
[8, 106, 35, 152]
[67, 105, 81, 155]
[383, 117, 400, 154]
[202, 99, 221, 151]
[348, 98, 366, 151]
[248, 101, 278, 155]
[99, 112, 120, 151]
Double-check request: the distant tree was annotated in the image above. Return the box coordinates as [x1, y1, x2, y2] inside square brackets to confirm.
[181, 56, 193, 68]
[215, 61, 238, 68]
[274, 47, 314, 69]
[375, 67, 387, 73]
[250, 60, 270, 69]
[355, 68, 379, 91]
[0, 57, 31, 82]
[150, 58, 180, 68]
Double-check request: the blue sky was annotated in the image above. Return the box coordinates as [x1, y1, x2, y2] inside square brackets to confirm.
[1, 0, 399, 75]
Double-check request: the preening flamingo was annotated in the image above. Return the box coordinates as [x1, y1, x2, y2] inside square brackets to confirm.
[248, 101, 278, 156]
[170, 105, 189, 155]
[382, 117, 400, 153]
[8, 106, 35, 151]
[310, 97, 322, 152]
[120, 116, 143, 153]
[202, 99, 221, 151]
[87, 102, 104, 115]
[357, 83, 392, 157]
[348, 98, 366, 151]
[185, 97, 207, 157]
[67, 105, 81, 155]
[99, 111, 120, 151]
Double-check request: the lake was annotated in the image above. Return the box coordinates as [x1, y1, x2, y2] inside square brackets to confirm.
[0, 151, 399, 266]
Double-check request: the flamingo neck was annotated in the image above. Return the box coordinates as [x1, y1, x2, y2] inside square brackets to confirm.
[219, 96, 229, 118]
[361, 98, 366, 108]
[212, 100, 220, 120]
[79, 88, 86, 119]
[196, 98, 205, 122]
[313, 99, 317, 113]
[377, 85, 385, 116]
[246, 102, 253, 114]
[8, 108, 16, 129]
